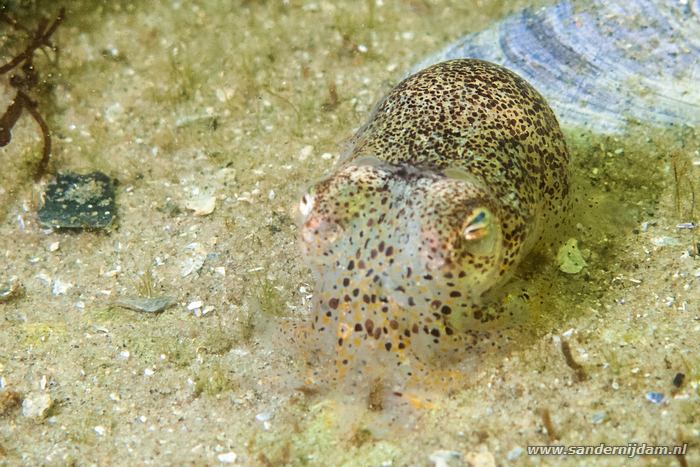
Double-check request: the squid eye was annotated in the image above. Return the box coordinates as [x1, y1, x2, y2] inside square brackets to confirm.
[462, 208, 490, 241]
[299, 193, 314, 217]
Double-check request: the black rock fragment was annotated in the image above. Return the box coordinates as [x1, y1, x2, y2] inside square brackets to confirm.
[38, 172, 116, 230]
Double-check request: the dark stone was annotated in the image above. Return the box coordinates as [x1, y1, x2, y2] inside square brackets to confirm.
[38, 172, 116, 230]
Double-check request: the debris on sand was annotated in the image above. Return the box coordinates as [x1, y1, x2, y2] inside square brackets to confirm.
[38, 172, 116, 230]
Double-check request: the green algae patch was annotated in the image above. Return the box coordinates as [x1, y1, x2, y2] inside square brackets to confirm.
[252, 274, 286, 318]
[22, 322, 68, 347]
[253, 399, 402, 466]
[557, 238, 587, 274]
[64, 411, 117, 446]
[192, 361, 236, 397]
[127, 334, 196, 369]
[196, 327, 236, 356]
[87, 306, 142, 326]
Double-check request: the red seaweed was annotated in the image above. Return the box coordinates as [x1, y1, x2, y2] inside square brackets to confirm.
[0, 7, 64, 180]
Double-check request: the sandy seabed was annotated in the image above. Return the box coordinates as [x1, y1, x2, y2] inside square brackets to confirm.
[0, 1, 698, 465]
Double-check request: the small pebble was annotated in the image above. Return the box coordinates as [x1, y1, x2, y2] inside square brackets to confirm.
[0, 278, 23, 303]
[21, 392, 52, 419]
[181, 243, 207, 277]
[463, 449, 495, 467]
[215, 87, 234, 102]
[52, 279, 73, 296]
[48, 242, 60, 252]
[217, 452, 237, 463]
[185, 195, 216, 216]
[676, 222, 696, 229]
[193, 304, 214, 318]
[651, 236, 680, 247]
[506, 447, 523, 461]
[590, 411, 607, 424]
[255, 411, 272, 422]
[181, 256, 206, 277]
[645, 391, 664, 404]
[672, 372, 685, 388]
[94, 425, 106, 436]
[298, 145, 313, 161]
[429, 450, 461, 467]
[104, 102, 124, 123]
[187, 300, 203, 311]
[144, 368, 155, 377]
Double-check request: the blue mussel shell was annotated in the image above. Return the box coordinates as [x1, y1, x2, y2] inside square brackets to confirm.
[415, 0, 700, 133]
